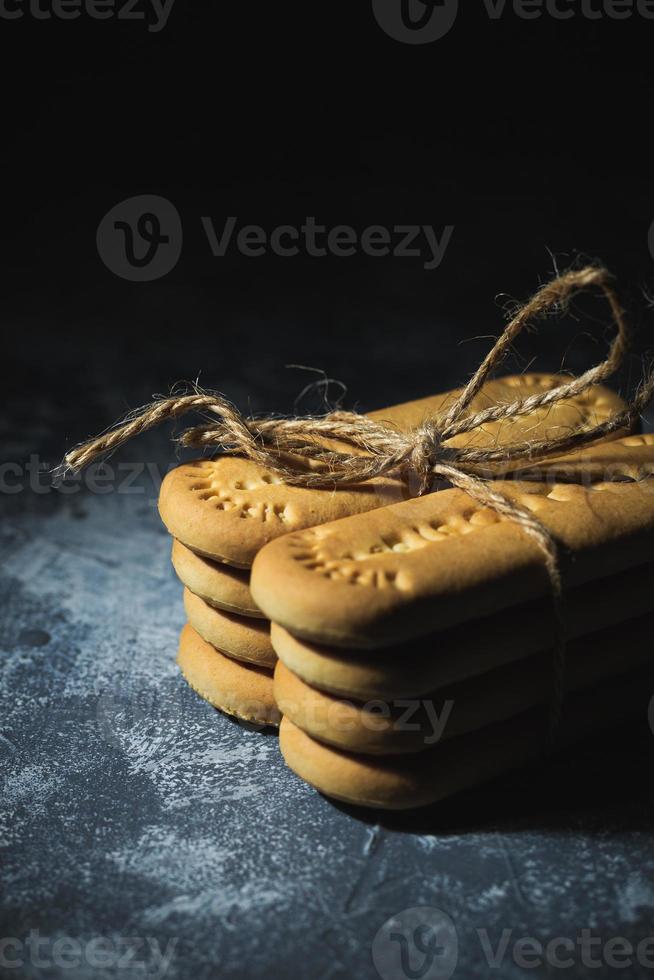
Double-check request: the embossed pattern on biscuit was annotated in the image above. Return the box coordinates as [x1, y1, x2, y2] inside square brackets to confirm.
[250, 434, 654, 647]
[183, 462, 288, 521]
[285, 507, 503, 592]
[159, 456, 316, 566]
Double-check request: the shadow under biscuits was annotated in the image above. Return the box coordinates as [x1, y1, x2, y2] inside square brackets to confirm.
[325, 716, 654, 837]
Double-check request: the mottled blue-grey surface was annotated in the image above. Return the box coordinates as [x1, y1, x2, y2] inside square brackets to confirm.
[2, 386, 654, 980]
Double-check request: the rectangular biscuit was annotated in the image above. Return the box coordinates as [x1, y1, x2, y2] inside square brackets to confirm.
[251, 434, 654, 647]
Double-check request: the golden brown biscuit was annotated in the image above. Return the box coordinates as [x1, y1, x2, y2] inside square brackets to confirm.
[158, 377, 626, 567]
[184, 588, 275, 668]
[177, 623, 280, 726]
[518, 433, 654, 483]
[252, 435, 654, 648]
[273, 608, 654, 754]
[171, 539, 262, 618]
[279, 665, 652, 809]
[270, 559, 654, 698]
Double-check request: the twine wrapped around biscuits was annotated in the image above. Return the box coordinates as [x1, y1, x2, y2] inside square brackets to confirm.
[61, 266, 654, 741]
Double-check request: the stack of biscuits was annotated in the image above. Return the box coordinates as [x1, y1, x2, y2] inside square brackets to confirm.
[159, 374, 654, 809]
[250, 425, 654, 808]
[159, 461, 281, 728]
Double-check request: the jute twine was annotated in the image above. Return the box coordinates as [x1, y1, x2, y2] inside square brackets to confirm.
[61, 266, 654, 742]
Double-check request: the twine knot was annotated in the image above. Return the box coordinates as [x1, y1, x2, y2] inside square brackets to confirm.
[410, 423, 447, 494]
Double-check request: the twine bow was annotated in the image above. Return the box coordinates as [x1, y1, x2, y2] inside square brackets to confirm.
[62, 266, 654, 740]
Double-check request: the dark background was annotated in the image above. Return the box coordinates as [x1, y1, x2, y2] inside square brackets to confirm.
[3, 1, 654, 444]
[2, 5, 654, 980]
